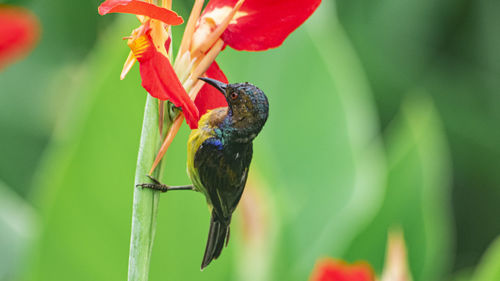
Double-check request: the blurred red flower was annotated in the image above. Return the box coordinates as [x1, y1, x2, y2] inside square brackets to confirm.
[0, 5, 40, 70]
[309, 230, 413, 281]
[309, 258, 376, 281]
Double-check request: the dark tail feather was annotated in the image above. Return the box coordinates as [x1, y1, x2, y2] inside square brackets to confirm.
[201, 212, 230, 270]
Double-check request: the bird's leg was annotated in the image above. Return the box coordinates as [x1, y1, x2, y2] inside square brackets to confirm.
[136, 175, 194, 193]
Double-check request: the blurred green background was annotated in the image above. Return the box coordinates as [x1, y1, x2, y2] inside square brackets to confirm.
[1, 0, 499, 281]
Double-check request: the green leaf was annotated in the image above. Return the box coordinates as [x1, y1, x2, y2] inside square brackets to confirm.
[0, 0, 113, 196]
[343, 93, 453, 281]
[336, 0, 457, 121]
[422, 60, 500, 270]
[471, 236, 500, 281]
[0, 181, 37, 280]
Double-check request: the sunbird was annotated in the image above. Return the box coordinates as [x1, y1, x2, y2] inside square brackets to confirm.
[139, 78, 269, 269]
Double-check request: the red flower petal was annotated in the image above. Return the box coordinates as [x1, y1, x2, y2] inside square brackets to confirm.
[165, 36, 171, 52]
[309, 258, 376, 281]
[195, 61, 228, 117]
[202, 0, 321, 51]
[0, 6, 39, 70]
[129, 32, 199, 128]
[98, 0, 183, 25]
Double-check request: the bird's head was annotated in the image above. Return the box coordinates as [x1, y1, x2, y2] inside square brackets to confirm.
[200, 77, 269, 138]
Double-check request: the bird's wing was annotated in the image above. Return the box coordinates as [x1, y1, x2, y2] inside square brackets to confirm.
[194, 138, 253, 220]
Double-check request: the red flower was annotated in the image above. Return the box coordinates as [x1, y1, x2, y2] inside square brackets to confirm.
[99, 0, 320, 128]
[191, 0, 322, 52]
[309, 258, 376, 281]
[128, 29, 199, 126]
[98, 0, 182, 25]
[309, 230, 413, 281]
[185, 0, 322, 125]
[0, 5, 40, 70]
[99, 0, 321, 170]
[97, 0, 202, 127]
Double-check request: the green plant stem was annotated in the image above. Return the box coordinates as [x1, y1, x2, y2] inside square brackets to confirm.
[128, 95, 168, 281]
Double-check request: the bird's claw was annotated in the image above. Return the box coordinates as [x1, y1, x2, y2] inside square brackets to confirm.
[136, 175, 168, 192]
[146, 175, 161, 184]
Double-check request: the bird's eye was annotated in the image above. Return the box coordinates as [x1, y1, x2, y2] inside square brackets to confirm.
[231, 92, 239, 100]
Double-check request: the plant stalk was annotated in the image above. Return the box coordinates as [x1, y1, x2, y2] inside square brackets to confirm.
[128, 95, 168, 281]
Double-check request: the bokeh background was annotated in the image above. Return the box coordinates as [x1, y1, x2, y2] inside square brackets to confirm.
[1, 0, 500, 281]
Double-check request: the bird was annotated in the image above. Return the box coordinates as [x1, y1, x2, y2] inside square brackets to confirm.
[139, 77, 269, 270]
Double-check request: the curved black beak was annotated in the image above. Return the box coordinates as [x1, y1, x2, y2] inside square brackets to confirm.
[199, 77, 227, 95]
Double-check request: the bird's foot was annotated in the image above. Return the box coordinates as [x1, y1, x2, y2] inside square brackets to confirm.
[136, 175, 194, 193]
[136, 175, 169, 192]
